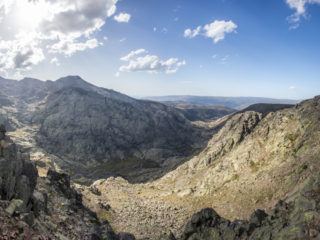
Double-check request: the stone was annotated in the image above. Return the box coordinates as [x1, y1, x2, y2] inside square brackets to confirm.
[15, 175, 32, 208]
[6, 199, 25, 215]
[249, 209, 268, 227]
[47, 169, 71, 197]
[21, 212, 35, 226]
[31, 190, 48, 216]
[158, 231, 176, 240]
[118, 232, 136, 240]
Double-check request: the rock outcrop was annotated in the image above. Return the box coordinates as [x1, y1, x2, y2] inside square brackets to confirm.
[0, 124, 38, 211]
[0, 124, 125, 239]
[173, 173, 320, 240]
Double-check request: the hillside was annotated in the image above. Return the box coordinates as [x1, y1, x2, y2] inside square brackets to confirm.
[0, 76, 215, 183]
[78, 96, 320, 239]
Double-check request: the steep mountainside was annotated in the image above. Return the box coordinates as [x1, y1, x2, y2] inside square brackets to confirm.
[0, 76, 214, 183]
[144, 95, 299, 110]
[80, 96, 320, 239]
[33, 86, 209, 182]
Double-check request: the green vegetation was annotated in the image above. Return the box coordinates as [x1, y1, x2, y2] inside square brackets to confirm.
[249, 160, 259, 173]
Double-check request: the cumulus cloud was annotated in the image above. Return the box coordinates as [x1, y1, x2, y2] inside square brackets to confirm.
[50, 38, 101, 56]
[119, 49, 186, 74]
[0, 0, 118, 75]
[184, 26, 201, 38]
[286, 0, 320, 25]
[0, 32, 45, 71]
[204, 20, 237, 43]
[114, 12, 131, 22]
[184, 20, 237, 43]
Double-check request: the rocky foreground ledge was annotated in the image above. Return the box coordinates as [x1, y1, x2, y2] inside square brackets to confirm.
[0, 125, 120, 239]
[159, 174, 320, 240]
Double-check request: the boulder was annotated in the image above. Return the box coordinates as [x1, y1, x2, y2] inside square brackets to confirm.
[5, 199, 25, 215]
[249, 209, 268, 227]
[31, 190, 48, 216]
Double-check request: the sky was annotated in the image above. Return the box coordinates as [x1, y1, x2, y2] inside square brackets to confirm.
[0, 0, 319, 100]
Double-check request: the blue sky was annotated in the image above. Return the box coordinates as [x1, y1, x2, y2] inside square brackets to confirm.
[0, 0, 319, 99]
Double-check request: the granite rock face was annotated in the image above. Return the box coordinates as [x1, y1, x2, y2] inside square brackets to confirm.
[169, 173, 320, 240]
[34, 86, 205, 163]
[0, 125, 37, 210]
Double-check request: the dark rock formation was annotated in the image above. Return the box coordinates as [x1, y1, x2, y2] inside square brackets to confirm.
[0, 126, 38, 211]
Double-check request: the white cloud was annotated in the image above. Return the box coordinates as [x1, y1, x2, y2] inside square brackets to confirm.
[103, 36, 108, 41]
[0, 0, 118, 75]
[204, 20, 237, 43]
[286, 0, 320, 25]
[0, 32, 45, 71]
[115, 72, 120, 77]
[184, 20, 237, 43]
[50, 57, 60, 66]
[153, 27, 157, 32]
[114, 12, 131, 23]
[289, 86, 296, 89]
[119, 49, 186, 74]
[120, 49, 147, 61]
[184, 26, 201, 38]
[120, 38, 127, 42]
[50, 38, 101, 56]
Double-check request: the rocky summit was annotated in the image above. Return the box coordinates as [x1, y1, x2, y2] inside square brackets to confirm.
[1, 75, 320, 240]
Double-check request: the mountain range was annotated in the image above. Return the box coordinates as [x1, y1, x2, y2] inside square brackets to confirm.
[0, 75, 319, 240]
[143, 95, 299, 110]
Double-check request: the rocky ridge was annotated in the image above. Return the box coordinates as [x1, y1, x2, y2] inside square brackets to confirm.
[79, 96, 320, 239]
